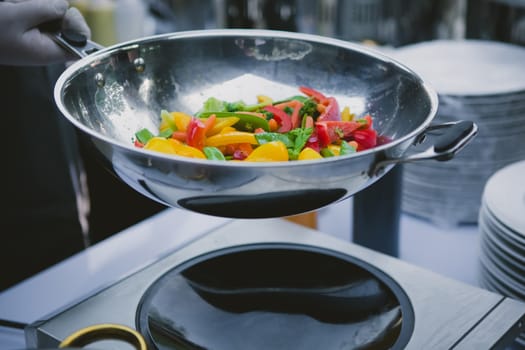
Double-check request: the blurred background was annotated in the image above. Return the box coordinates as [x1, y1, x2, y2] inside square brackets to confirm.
[68, 0, 525, 48]
[69, 0, 465, 46]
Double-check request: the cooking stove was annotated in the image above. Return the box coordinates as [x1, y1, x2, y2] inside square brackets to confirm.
[26, 219, 525, 349]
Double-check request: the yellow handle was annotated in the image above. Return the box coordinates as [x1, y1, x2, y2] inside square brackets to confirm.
[59, 323, 147, 350]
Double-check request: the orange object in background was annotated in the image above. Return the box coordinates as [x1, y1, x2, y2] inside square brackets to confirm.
[285, 212, 317, 229]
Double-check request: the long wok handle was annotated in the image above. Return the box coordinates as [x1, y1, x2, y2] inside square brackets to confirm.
[372, 120, 478, 176]
[41, 19, 104, 59]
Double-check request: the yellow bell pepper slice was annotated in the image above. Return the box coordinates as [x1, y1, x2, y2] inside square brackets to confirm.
[144, 137, 178, 154]
[341, 106, 355, 122]
[257, 95, 273, 104]
[206, 131, 258, 147]
[245, 141, 289, 162]
[172, 111, 192, 132]
[219, 126, 237, 134]
[298, 147, 323, 160]
[171, 142, 206, 159]
[327, 144, 341, 156]
[160, 110, 176, 132]
[144, 137, 205, 158]
[202, 116, 240, 136]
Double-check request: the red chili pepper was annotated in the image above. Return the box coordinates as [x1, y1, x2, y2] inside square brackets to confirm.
[186, 117, 206, 149]
[264, 105, 292, 133]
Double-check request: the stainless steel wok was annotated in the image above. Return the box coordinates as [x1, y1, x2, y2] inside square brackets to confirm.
[53, 29, 476, 218]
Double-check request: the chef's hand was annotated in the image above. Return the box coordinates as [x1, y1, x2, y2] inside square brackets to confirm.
[0, 0, 91, 66]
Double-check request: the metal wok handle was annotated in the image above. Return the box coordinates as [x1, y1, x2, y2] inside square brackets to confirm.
[372, 120, 478, 176]
[41, 19, 104, 59]
[58, 323, 147, 349]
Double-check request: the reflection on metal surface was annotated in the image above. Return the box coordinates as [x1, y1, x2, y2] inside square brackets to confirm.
[235, 38, 312, 61]
[177, 189, 347, 218]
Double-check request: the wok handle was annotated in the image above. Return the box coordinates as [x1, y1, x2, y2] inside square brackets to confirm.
[372, 120, 478, 176]
[41, 19, 104, 59]
[59, 323, 147, 350]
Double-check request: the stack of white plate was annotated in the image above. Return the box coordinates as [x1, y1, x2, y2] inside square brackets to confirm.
[392, 40, 525, 226]
[478, 160, 525, 346]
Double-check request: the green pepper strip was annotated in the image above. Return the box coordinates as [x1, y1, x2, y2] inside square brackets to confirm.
[158, 128, 174, 138]
[160, 109, 177, 130]
[135, 128, 155, 144]
[340, 141, 357, 155]
[321, 148, 335, 158]
[203, 146, 226, 161]
[272, 95, 309, 105]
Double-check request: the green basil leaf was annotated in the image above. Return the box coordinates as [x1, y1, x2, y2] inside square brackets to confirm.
[255, 132, 294, 148]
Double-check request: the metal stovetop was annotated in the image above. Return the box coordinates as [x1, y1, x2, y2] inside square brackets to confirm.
[26, 219, 525, 349]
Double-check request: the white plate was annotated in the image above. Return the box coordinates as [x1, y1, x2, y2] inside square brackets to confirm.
[393, 40, 525, 96]
[483, 160, 525, 235]
[478, 258, 518, 298]
[482, 204, 525, 251]
[480, 232, 525, 285]
[479, 253, 525, 299]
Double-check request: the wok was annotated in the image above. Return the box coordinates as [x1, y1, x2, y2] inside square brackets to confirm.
[53, 29, 476, 218]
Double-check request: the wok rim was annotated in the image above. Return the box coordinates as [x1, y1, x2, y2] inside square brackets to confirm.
[54, 28, 439, 169]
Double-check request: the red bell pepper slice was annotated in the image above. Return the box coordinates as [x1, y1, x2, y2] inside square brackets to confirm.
[317, 97, 340, 122]
[357, 114, 373, 129]
[275, 100, 304, 129]
[353, 129, 377, 151]
[290, 101, 303, 129]
[171, 130, 187, 142]
[186, 117, 207, 149]
[315, 123, 331, 148]
[299, 87, 340, 121]
[315, 120, 361, 147]
[303, 115, 314, 129]
[305, 132, 320, 153]
[299, 86, 328, 104]
[264, 105, 292, 133]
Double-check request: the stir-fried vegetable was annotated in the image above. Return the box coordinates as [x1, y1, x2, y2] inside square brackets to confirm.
[133, 86, 380, 162]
